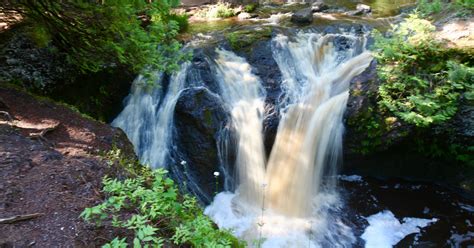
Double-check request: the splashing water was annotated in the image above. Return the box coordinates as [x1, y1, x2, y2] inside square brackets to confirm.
[206, 31, 373, 247]
[112, 63, 189, 168]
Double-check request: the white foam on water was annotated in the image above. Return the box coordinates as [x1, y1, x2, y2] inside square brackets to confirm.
[205, 191, 355, 248]
[361, 210, 438, 248]
[338, 175, 363, 182]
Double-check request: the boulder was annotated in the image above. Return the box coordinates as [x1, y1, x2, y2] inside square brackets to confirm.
[237, 12, 258, 20]
[291, 8, 313, 24]
[346, 4, 371, 16]
[173, 87, 229, 202]
[357, 4, 371, 13]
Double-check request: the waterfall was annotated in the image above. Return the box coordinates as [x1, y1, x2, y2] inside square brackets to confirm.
[205, 31, 373, 247]
[266, 33, 373, 217]
[112, 63, 189, 168]
[214, 49, 267, 207]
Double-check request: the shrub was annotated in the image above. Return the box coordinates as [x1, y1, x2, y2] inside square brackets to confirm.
[373, 13, 473, 127]
[81, 168, 242, 247]
[6, 0, 187, 74]
[244, 3, 258, 13]
[418, 0, 442, 15]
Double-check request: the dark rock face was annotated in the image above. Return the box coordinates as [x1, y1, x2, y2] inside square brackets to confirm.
[0, 33, 75, 91]
[0, 30, 134, 122]
[291, 8, 314, 24]
[239, 39, 282, 156]
[186, 48, 220, 93]
[173, 87, 229, 202]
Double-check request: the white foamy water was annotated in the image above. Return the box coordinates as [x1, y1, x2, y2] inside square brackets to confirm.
[205, 191, 355, 248]
[361, 210, 438, 248]
[112, 63, 189, 168]
[214, 49, 267, 206]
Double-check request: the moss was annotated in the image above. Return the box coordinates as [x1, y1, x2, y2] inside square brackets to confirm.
[226, 27, 272, 52]
[203, 109, 213, 126]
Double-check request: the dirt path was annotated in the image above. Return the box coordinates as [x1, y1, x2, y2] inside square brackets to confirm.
[0, 86, 134, 247]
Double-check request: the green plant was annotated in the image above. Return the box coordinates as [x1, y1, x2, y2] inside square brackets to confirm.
[373, 14, 473, 127]
[168, 13, 189, 32]
[26, 24, 51, 48]
[81, 168, 242, 247]
[418, 0, 442, 15]
[7, 0, 187, 75]
[244, 3, 258, 13]
[455, 0, 474, 9]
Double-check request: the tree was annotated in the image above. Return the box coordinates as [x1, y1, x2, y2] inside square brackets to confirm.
[5, 0, 187, 75]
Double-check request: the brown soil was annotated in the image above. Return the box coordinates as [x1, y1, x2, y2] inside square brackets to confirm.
[0, 85, 135, 247]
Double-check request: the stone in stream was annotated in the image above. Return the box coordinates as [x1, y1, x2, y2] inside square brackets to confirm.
[291, 7, 313, 24]
[238, 12, 258, 20]
[311, 2, 329, 12]
[346, 4, 372, 16]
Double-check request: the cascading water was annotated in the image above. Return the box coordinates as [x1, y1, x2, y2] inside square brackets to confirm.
[112, 63, 189, 168]
[214, 49, 267, 206]
[266, 33, 373, 218]
[205, 31, 373, 247]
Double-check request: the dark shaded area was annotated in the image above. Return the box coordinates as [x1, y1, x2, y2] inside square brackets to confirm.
[341, 176, 474, 247]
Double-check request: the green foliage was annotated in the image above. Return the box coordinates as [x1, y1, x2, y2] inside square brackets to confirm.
[418, 0, 442, 15]
[81, 167, 242, 247]
[244, 3, 258, 13]
[12, 0, 187, 74]
[26, 24, 51, 48]
[168, 14, 189, 32]
[373, 14, 473, 127]
[417, 0, 474, 17]
[455, 0, 474, 9]
[196, 2, 236, 18]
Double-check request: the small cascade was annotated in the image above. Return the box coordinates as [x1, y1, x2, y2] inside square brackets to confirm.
[112, 63, 189, 168]
[214, 49, 267, 207]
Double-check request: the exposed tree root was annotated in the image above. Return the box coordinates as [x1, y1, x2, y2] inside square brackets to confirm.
[0, 213, 44, 224]
[0, 110, 12, 122]
[29, 123, 60, 142]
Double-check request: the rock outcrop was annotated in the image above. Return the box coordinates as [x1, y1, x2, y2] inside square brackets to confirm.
[291, 8, 313, 24]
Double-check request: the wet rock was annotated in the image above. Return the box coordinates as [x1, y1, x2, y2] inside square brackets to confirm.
[240, 39, 282, 156]
[346, 4, 371, 16]
[237, 12, 258, 19]
[174, 87, 229, 200]
[356, 4, 371, 13]
[187, 49, 220, 94]
[291, 8, 313, 24]
[311, 2, 328, 12]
